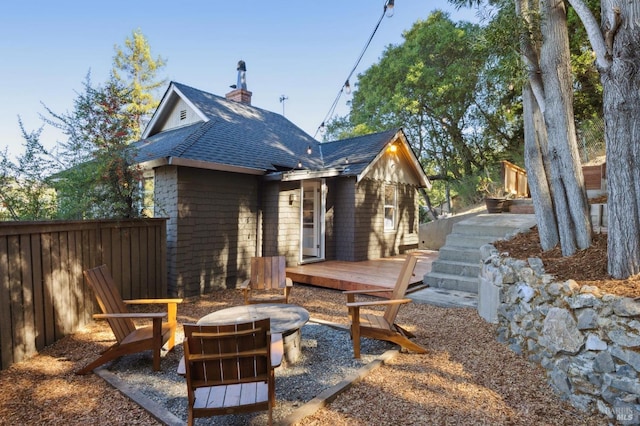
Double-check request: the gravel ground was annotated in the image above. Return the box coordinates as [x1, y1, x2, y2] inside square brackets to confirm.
[0, 284, 611, 425]
[104, 321, 392, 425]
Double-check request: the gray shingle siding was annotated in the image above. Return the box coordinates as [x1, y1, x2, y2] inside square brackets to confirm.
[352, 179, 419, 261]
[154, 166, 179, 295]
[171, 168, 258, 296]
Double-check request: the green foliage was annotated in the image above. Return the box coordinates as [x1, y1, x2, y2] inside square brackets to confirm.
[112, 29, 167, 140]
[46, 75, 144, 219]
[0, 121, 58, 220]
[339, 10, 521, 191]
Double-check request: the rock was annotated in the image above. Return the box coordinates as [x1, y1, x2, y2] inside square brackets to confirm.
[580, 285, 603, 298]
[613, 298, 640, 317]
[569, 293, 600, 309]
[611, 346, 640, 372]
[585, 334, 608, 351]
[593, 351, 615, 373]
[547, 282, 563, 296]
[597, 399, 614, 418]
[479, 244, 497, 259]
[542, 308, 584, 355]
[568, 394, 593, 411]
[527, 257, 545, 275]
[609, 377, 640, 394]
[550, 367, 571, 395]
[577, 308, 599, 330]
[517, 284, 535, 303]
[563, 280, 580, 295]
[608, 329, 640, 348]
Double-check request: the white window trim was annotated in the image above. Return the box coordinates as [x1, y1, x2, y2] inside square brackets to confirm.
[384, 183, 397, 232]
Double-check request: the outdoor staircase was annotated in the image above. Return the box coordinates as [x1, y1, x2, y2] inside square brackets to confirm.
[423, 213, 537, 294]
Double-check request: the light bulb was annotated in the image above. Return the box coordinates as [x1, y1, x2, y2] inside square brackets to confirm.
[344, 80, 352, 95]
[385, 0, 394, 18]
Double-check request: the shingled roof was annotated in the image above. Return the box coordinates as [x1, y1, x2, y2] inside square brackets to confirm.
[135, 82, 428, 187]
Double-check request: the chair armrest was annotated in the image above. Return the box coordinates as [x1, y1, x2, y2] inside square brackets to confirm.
[343, 288, 392, 294]
[123, 298, 183, 305]
[239, 279, 251, 290]
[93, 312, 167, 320]
[285, 277, 293, 287]
[346, 298, 412, 308]
[270, 333, 284, 368]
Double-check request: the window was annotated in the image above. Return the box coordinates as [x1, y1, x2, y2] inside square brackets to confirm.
[141, 172, 155, 217]
[384, 184, 396, 231]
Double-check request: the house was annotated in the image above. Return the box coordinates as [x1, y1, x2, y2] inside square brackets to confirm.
[136, 73, 431, 297]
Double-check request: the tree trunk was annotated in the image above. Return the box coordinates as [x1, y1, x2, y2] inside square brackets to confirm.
[522, 84, 559, 249]
[539, 0, 591, 256]
[600, 1, 640, 277]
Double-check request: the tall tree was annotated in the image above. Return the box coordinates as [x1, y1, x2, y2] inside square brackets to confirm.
[112, 29, 167, 140]
[567, 0, 640, 278]
[454, 0, 592, 255]
[44, 74, 143, 219]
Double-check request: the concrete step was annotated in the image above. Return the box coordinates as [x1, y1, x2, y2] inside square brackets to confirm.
[430, 259, 480, 277]
[451, 222, 525, 239]
[444, 233, 502, 249]
[438, 246, 482, 263]
[424, 272, 479, 294]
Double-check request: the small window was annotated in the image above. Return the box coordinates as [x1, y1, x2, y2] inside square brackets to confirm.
[384, 184, 396, 231]
[141, 173, 155, 217]
[179, 109, 187, 120]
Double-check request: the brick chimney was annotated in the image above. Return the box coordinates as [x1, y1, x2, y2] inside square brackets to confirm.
[225, 60, 252, 105]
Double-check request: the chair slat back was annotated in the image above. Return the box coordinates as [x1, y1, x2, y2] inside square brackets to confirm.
[184, 318, 271, 387]
[83, 265, 136, 343]
[250, 256, 286, 291]
[384, 255, 418, 324]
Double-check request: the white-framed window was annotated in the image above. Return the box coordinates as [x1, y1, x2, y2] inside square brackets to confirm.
[140, 171, 155, 217]
[384, 183, 397, 231]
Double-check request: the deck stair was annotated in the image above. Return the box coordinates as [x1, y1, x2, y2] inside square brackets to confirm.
[423, 214, 537, 294]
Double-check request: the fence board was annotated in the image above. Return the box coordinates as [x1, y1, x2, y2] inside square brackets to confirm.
[0, 219, 166, 370]
[8, 236, 25, 363]
[20, 234, 36, 357]
[30, 234, 45, 350]
[0, 236, 12, 368]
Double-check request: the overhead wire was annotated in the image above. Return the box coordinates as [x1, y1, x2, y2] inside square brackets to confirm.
[314, 0, 394, 139]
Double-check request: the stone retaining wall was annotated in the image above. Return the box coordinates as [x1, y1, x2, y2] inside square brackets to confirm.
[479, 244, 640, 424]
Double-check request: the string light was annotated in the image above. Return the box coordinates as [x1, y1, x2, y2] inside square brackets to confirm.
[314, 0, 395, 139]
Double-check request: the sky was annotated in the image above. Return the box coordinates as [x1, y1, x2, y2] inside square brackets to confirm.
[0, 1, 481, 160]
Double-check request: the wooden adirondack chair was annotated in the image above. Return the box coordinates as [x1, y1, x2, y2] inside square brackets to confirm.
[240, 256, 293, 304]
[77, 264, 183, 375]
[183, 319, 279, 426]
[344, 255, 427, 358]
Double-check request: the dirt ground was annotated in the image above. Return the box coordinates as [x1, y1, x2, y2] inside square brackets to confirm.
[493, 226, 640, 298]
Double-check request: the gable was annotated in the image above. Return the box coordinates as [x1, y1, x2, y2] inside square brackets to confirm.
[157, 97, 202, 132]
[363, 144, 423, 186]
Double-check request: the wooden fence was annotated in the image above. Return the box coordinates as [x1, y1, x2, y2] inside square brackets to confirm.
[502, 160, 529, 198]
[0, 218, 167, 370]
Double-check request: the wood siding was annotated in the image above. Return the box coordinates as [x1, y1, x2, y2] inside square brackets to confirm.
[353, 179, 419, 261]
[170, 168, 259, 297]
[0, 219, 167, 371]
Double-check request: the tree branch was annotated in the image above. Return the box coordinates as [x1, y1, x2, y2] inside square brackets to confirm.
[566, 0, 612, 71]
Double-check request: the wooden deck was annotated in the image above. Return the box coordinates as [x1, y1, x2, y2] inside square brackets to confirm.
[286, 250, 438, 297]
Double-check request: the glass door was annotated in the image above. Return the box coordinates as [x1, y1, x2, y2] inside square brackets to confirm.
[302, 181, 319, 257]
